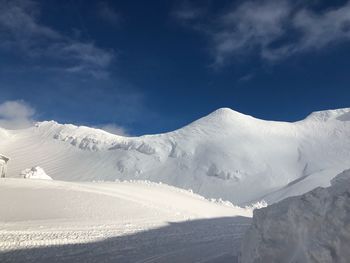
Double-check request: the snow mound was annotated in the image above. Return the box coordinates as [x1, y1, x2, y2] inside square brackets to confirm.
[21, 166, 52, 180]
[0, 128, 9, 139]
[239, 169, 350, 263]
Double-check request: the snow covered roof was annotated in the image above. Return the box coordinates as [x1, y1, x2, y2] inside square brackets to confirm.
[0, 154, 10, 162]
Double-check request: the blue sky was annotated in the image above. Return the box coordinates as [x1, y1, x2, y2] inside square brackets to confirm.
[0, 0, 350, 135]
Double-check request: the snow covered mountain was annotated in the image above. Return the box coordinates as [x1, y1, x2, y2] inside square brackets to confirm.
[1, 107, 350, 205]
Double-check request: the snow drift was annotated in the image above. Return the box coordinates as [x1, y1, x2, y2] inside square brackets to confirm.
[21, 166, 52, 180]
[239, 169, 350, 263]
[1, 107, 350, 205]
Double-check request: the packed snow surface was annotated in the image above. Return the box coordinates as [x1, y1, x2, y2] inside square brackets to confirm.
[0, 178, 251, 262]
[239, 169, 350, 263]
[1, 107, 350, 205]
[20, 166, 52, 180]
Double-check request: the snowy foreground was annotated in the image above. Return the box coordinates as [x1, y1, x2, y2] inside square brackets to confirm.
[240, 169, 350, 263]
[0, 178, 252, 263]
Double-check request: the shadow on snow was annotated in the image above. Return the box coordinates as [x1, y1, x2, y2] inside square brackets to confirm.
[0, 216, 251, 263]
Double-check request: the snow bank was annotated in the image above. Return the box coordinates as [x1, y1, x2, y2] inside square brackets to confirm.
[21, 166, 52, 180]
[239, 169, 350, 263]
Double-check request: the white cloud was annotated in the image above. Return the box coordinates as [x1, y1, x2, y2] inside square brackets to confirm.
[213, 0, 290, 64]
[53, 42, 115, 78]
[0, 0, 60, 42]
[0, 100, 36, 129]
[0, 0, 114, 78]
[292, 4, 350, 51]
[176, 0, 350, 65]
[94, 123, 130, 136]
[0, 100, 131, 135]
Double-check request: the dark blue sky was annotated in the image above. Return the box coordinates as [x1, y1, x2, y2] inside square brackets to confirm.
[0, 0, 350, 135]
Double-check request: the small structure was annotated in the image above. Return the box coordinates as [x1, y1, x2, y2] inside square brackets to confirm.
[0, 154, 10, 178]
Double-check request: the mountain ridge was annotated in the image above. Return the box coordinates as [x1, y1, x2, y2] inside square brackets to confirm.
[1, 107, 350, 205]
[31, 106, 350, 139]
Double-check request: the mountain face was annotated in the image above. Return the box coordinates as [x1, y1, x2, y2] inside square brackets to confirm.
[1, 107, 350, 205]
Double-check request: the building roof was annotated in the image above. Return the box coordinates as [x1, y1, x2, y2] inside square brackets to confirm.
[0, 154, 10, 162]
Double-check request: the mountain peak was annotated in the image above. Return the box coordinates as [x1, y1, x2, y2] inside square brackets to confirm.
[202, 108, 254, 123]
[181, 108, 255, 132]
[211, 107, 247, 116]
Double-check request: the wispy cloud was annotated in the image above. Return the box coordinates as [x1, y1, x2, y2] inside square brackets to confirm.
[0, 0, 114, 78]
[212, 0, 291, 64]
[238, 73, 254, 82]
[97, 2, 121, 26]
[172, 1, 205, 22]
[174, 0, 350, 65]
[292, 4, 350, 52]
[0, 100, 36, 129]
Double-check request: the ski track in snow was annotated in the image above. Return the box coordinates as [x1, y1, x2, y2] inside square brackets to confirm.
[0, 179, 251, 263]
[1, 219, 250, 263]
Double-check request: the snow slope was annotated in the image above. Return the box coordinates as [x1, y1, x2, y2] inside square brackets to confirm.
[239, 169, 350, 263]
[0, 178, 251, 262]
[1, 107, 350, 205]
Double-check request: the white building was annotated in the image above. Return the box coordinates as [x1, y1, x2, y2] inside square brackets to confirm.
[0, 154, 10, 178]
